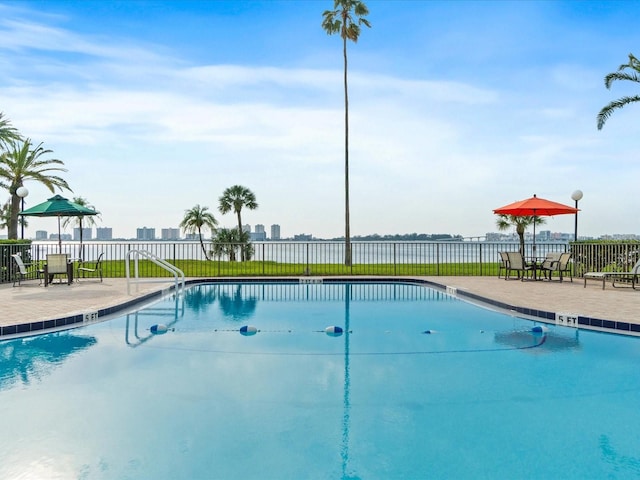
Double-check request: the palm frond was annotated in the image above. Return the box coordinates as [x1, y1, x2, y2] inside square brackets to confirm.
[604, 71, 640, 89]
[597, 95, 640, 130]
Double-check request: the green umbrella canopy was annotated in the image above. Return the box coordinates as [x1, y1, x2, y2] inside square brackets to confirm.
[19, 194, 99, 217]
[19, 195, 99, 253]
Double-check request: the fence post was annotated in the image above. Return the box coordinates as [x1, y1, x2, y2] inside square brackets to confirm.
[393, 242, 397, 276]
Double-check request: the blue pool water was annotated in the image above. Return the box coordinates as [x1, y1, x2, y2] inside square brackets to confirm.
[2, 281, 640, 479]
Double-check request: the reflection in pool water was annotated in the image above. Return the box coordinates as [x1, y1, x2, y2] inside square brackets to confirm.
[1, 281, 640, 479]
[0, 333, 96, 389]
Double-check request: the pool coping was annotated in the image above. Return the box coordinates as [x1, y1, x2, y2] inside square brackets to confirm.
[417, 279, 640, 336]
[2, 277, 638, 339]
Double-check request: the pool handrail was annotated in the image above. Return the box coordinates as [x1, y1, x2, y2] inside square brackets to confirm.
[125, 249, 185, 295]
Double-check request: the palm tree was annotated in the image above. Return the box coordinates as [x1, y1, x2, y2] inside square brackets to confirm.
[0, 113, 22, 150]
[0, 200, 11, 235]
[180, 204, 218, 261]
[495, 215, 546, 255]
[211, 227, 250, 262]
[61, 197, 101, 260]
[322, 0, 371, 267]
[218, 185, 258, 235]
[597, 53, 640, 130]
[0, 139, 71, 239]
[218, 185, 258, 261]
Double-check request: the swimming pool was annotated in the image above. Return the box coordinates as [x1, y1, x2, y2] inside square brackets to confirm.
[2, 281, 640, 479]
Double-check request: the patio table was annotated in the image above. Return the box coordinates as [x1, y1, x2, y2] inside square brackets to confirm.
[526, 256, 546, 281]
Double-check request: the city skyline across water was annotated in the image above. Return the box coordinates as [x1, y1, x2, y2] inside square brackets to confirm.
[15, 224, 639, 243]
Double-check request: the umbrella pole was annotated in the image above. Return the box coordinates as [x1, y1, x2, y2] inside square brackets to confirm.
[57, 216, 62, 253]
[532, 212, 537, 256]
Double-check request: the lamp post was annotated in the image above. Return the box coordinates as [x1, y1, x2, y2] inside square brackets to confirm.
[571, 190, 583, 242]
[16, 186, 28, 240]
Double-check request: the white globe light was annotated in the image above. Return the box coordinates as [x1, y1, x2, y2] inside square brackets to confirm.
[571, 190, 583, 202]
[16, 186, 29, 198]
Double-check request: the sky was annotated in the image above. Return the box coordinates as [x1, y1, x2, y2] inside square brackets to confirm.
[1, 0, 639, 240]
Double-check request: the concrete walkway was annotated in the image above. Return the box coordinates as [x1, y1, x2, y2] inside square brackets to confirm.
[1, 278, 175, 328]
[1, 276, 639, 335]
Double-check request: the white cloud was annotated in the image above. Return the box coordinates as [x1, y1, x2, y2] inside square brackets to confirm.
[1, 2, 639, 239]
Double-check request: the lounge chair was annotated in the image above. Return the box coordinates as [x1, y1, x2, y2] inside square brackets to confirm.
[541, 252, 572, 282]
[583, 259, 640, 290]
[505, 251, 533, 280]
[44, 253, 72, 286]
[77, 252, 104, 282]
[498, 251, 510, 278]
[10, 253, 44, 286]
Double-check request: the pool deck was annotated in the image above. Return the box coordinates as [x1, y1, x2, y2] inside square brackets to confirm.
[1, 276, 639, 337]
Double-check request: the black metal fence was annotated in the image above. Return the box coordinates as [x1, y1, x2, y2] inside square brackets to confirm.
[0, 240, 579, 284]
[570, 242, 640, 275]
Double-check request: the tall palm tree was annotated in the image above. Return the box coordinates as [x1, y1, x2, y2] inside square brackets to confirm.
[322, 0, 371, 267]
[180, 204, 218, 261]
[61, 197, 100, 260]
[597, 53, 640, 130]
[0, 139, 71, 239]
[218, 185, 258, 236]
[0, 113, 22, 150]
[496, 215, 546, 256]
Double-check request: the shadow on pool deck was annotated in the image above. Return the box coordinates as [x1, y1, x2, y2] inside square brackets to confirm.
[1, 276, 639, 336]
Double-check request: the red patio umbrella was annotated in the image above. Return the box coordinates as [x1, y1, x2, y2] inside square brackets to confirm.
[493, 194, 578, 253]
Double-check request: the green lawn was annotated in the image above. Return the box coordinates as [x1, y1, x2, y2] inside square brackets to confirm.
[102, 259, 500, 278]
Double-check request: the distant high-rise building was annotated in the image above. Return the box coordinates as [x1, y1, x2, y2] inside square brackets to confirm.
[51, 233, 72, 241]
[35, 230, 48, 240]
[73, 227, 92, 241]
[185, 233, 200, 241]
[161, 228, 180, 240]
[242, 224, 251, 233]
[137, 227, 156, 240]
[96, 227, 113, 240]
[270, 224, 281, 240]
[250, 224, 266, 241]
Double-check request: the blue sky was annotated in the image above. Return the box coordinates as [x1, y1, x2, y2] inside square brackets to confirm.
[1, 0, 639, 239]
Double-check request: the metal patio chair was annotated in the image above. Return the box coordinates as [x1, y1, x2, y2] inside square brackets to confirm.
[541, 252, 572, 282]
[44, 253, 72, 286]
[77, 252, 104, 282]
[505, 251, 533, 280]
[10, 253, 44, 287]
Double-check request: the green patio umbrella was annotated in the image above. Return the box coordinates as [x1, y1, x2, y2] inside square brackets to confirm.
[19, 194, 99, 253]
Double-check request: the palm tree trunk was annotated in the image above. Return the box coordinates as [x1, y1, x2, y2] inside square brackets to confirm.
[198, 226, 209, 261]
[343, 35, 352, 267]
[236, 212, 246, 261]
[517, 226, 525, 256]
[9, 192, 20, 240]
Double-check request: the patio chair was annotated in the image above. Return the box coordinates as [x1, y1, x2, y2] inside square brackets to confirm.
[584, 259, 640, 290]
[77, 252, 104, 282]
[505, 251, 533, 280]
[541, 252, 572, 282]
[498, 251, 510, 278]
[10, 253, 44, 287]
[44, 253, 72, 286]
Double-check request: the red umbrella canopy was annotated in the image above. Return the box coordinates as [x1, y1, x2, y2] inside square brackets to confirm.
[493, 194, 578, 217]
